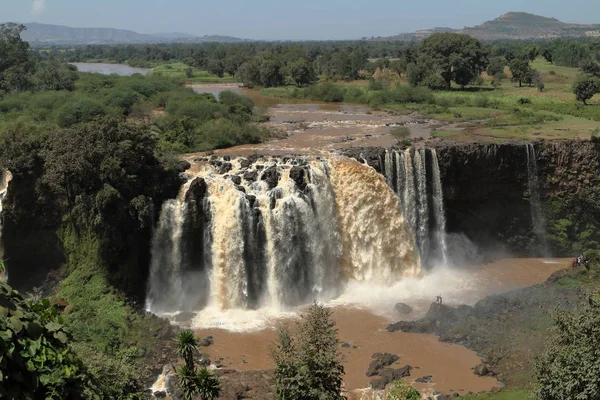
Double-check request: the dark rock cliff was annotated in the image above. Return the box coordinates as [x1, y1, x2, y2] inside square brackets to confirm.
[343, 139, 600, 257]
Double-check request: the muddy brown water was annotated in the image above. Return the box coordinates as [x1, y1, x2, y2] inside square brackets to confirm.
[189, 84, 434, 156]
[193, 258, 568, 396]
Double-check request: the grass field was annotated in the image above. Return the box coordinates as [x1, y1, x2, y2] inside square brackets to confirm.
[256, 58, 600, 142]
[150, 62, 236, 83]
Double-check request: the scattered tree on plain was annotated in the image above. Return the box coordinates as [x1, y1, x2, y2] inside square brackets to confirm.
[418, 33, 489, 90]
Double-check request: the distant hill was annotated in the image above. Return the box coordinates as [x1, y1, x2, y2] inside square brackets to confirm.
[18, 22, 247, 45]
[376, 12, 600, 41]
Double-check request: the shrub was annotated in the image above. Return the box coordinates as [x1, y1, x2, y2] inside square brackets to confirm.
[517, 97, 532, 105]
[390, 126, 411, 141]
[0, 280, 100, 398]
[368, 78, 386, 91]
[474, 95, 489, 108]
[56, 98, 107, 127]
[387, 380, 420, 400]
[536, 295, 600, 400]
[422, 74, 447, 90]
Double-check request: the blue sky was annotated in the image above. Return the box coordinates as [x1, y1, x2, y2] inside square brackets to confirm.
[2, 0, 599, 40]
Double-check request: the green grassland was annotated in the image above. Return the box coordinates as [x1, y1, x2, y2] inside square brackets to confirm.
[257, 58, 600, 142]
[151, 62, 236, 83]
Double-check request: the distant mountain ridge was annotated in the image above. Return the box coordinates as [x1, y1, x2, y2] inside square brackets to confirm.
[377, 12, 600, 41]
[18, 22, 247, 45]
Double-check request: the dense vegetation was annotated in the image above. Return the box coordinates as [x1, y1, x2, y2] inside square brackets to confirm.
[0, 275, 100, 399]
[271, 303, 345, 400]
[535, 294, 600, 400]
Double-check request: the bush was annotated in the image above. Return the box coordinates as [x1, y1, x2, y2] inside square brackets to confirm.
[422, 74, 447, 90]
[56, 98, 108, 127]
[390, 126, 411, 142]
[368, 78, 386, 91]
[474, 95, 489, 108]
[536, 295, 600, 400]
[517, 97, 532, 105]
[0, 280, 100, 398]
[387, 380, 420, 400]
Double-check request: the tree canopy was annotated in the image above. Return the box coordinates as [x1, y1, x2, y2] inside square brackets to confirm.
[418, 33, 489, 89]
[271, 303, 344, 400]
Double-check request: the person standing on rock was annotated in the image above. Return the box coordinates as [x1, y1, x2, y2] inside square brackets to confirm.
[436, 295, 443, 304]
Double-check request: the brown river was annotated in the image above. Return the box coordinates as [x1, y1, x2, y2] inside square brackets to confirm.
[191, 258, 568, 397]
[190, 84, 435, 156]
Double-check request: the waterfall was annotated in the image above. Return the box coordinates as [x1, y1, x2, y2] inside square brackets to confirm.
[431, 149, 448, 265]
[146, 156, 420, 315]
[0, 171, 12, 283]
[525, 143, 549, 256]
[382, 148, 448, 266]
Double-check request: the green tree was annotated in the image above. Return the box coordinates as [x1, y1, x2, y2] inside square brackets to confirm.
[0, 23, 34, 92]
[387, 380, 420, 400]
[175, 330, 221, 400]
[389, 57, 408, 78]
[573, 74, 600, 105]
[509, 58, 532, 87]
[196, 367, 221, 400]
[236, 59, 261, 88]
[536, 294, 600, 400]
[581, 60, 600, 78]
[486, 57, 505, 77]
[418, 33, 488, 90]
[207, 60, 225, 78]
[406, 62, 427, 86]
[175, 330, 200, 369]
[541, 47, 554, 64]
[290, 59, 316, 87]
[271, 303, 345, 400]
[259, 59, 284, 87]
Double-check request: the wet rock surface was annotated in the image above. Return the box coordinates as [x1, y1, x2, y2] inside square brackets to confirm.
[366, 352, 400, 377]
[369, 365, 412, 390]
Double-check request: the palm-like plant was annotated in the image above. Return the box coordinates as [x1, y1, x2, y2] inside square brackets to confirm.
[175, 330, 199, 369]
[176, 365, 200, 400]
[197, 367, 221, 400]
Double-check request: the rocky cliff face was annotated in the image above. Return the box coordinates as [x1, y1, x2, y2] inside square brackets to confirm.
[343, 139, 600, 257]
[434, 142, 533, 255]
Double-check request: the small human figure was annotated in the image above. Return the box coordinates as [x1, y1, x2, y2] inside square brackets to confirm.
[436, 295, 443, 304]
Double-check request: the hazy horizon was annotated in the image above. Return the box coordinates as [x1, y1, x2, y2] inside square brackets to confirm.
[2, 0, 600, 41]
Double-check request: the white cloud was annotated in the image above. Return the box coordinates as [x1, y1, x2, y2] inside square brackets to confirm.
[32, 0, 46, 15]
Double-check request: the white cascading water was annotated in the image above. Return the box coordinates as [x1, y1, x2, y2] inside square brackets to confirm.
[525, 143, 549, 256]
[0, 171, 12, 283]
[146, 156, 420, 319]
[382, 148, 449, 266]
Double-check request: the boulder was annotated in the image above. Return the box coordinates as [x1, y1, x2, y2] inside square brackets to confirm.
[394, 302, 413, 315]
[244, 170, 259, 182]
[218, 162, 233, 174]
[366, 353, 399, 377]
[199, 336, 214, 347]
[261, 166, 281, 190]
[289, 166, 308, 192]
[473, 363, 495, 377]
[228, 174, 242, 185]
[415, 375, 434, 383]
[369, 365, 412, 390]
